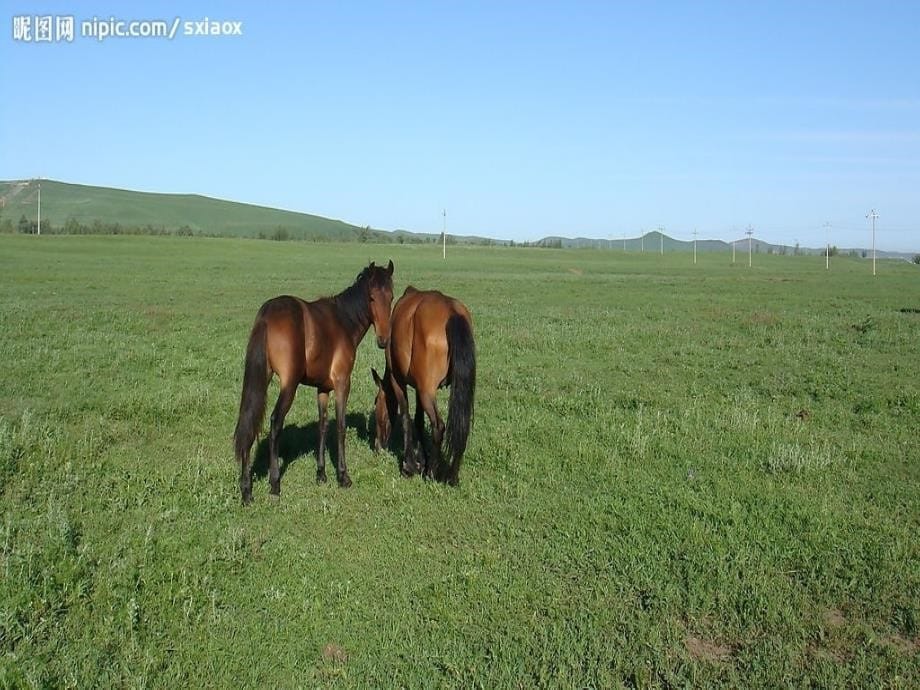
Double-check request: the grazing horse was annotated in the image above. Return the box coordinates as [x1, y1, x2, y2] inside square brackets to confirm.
[372, 287, 475, 485]
[234, 261, 394, 504]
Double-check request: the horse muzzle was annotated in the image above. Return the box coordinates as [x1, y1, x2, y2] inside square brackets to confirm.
[376, 335, 389, 349]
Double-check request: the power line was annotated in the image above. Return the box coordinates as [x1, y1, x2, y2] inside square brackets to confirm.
[745, 225, 754, 267]
[866, 209, 879, 275]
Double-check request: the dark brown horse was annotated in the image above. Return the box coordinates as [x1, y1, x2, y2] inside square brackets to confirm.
[372, 287, 475, 485]
[234, 261, 394, 504]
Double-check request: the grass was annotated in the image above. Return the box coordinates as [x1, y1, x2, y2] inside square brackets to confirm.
[0, 179, 366, 239]
[1, 235, 918, 687]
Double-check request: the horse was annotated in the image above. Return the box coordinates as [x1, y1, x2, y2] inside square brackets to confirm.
[372, 287, 475, 485]
[234, 260, 394, 504]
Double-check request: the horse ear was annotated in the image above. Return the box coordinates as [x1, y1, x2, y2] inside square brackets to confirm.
[386, 259, 394, 275]
[371, 368, 382, 388]
[369, 261, 376, 269]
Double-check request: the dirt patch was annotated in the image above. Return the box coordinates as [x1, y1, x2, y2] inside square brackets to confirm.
[685, 635, 732, 662]
[883, 634, 919, 654]
[822, 608, 845, 628]
[749, 311, 778, 326]
[809, 644, 848, 664]
[567, 267, 583, 276]
[321, 643, 348, 663]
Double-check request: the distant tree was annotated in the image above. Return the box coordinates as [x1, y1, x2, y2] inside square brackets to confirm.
[913, 254, 920, 265]
[0, 218, 12, 234]
[358, 225, 371, 243]
[271, 226, 289, 241]
[861, 250, 867, 258]
[18, 214, 31, 234]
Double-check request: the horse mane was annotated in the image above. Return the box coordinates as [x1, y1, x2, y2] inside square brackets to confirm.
[334, 263, 389, 336]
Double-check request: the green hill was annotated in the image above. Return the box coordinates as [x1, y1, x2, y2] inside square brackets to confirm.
[0, 179, 369, 240]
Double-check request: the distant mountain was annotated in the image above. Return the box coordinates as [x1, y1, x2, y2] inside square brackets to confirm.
[0, 178, 513, 246]
[0, 179, 374, 240]
[2, 179, 914, 257]
[537, 230, 917, 260]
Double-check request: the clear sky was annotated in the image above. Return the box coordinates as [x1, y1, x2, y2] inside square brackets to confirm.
[2, 1, 918, 251]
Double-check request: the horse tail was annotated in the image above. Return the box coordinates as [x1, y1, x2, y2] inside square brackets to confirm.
[445, 313, 476, 484]
[234, 316, 270, 463]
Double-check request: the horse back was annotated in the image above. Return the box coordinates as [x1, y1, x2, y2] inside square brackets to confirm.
[260, 295, 355, 391]
[390, 289, 471, 391]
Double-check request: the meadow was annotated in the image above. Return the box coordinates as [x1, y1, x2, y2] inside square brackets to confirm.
[1, 235, 918, 687]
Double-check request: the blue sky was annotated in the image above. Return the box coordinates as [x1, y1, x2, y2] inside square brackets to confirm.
[2, 1, 918, 250]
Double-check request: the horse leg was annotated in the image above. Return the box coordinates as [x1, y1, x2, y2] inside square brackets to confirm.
[417, 391, 445, 480]
[316, 391, 330, 483]
[334, 378, 352, 488]
[392, 382, 418, 476]
[414, 390, 429, 469]
[239, 447, 253, 505]
[268, 383, 297, 499]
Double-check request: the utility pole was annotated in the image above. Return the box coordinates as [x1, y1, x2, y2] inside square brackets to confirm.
[823, 221, 831, 270]
[692, 228, 698, 265]
[658, 226, 664, 255]
[746, 225, 754, 267]
[866, 209, 878, 276]
[37, 179, 41, 236]
[623, 233, 626, 252]
[732, 240, 736, 264]
[641, 231, 644, 253]
[442, 208, 446, 260]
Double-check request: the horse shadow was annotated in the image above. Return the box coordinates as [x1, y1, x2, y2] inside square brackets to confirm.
[251, 411, 375, 480]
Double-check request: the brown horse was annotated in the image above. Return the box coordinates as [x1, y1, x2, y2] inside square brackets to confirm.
[234, 261, 394, 504]
[372, 287, 475, 485]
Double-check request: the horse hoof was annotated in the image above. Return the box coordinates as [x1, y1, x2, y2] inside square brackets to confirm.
[268, 492, 280, 503]
[241, 495, 253, 506]
[316, 470, 327, 484]
[338, 474, 353, 489]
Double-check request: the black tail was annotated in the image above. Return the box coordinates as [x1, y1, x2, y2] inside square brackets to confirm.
[445, 313, 476, 484]
[234, 318, 270, 463]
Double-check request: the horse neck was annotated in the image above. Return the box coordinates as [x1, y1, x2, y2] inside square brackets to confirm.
[382, 365, 399, 419]
[333, 281, 372, 346]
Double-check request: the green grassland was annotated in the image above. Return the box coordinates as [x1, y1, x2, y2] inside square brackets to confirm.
[1, 235, 918, 687]
[0, 180, 368, 240]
